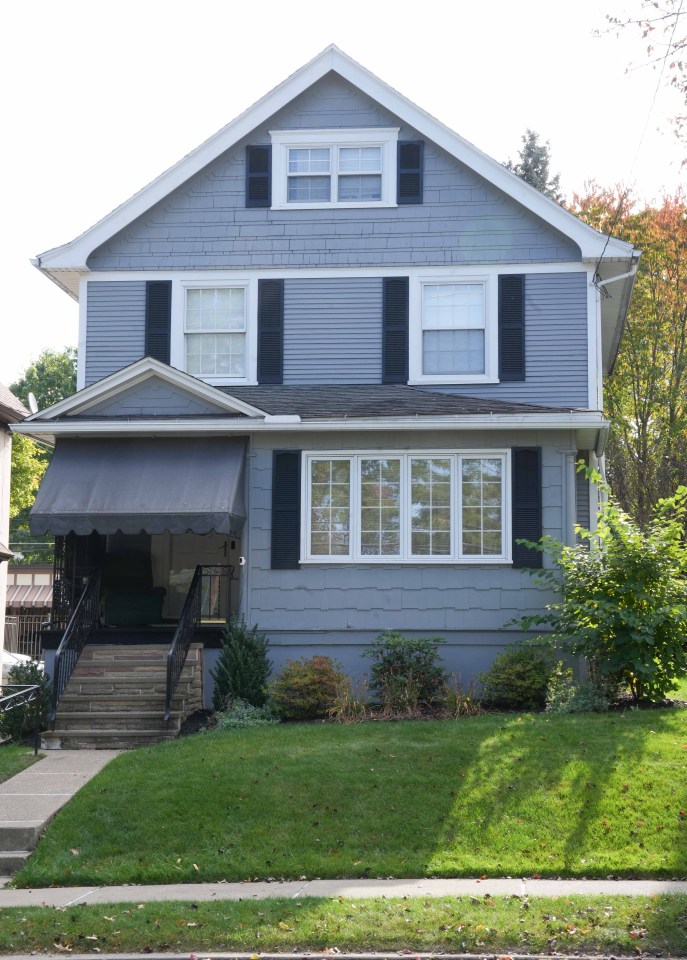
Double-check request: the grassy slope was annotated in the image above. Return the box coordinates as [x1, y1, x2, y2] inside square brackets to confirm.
[0, 744, 39, 784]
[14, 710, 687, 887]
[2, 895, 687, 955]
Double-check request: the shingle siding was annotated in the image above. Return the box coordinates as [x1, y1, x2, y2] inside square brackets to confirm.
[86, 76, 580, 272]
[85, 282, 146, 386]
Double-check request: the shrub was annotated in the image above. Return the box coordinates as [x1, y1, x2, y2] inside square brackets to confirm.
[211, 617, 271, 711]
[440, 675, 484, 717]
[213, 698, 278, 730]
[545, 663, 610, 714]
[364, 631, 447, 711]
[519, 472, 687, 703]
[327, 676, 370, 723]
[0, 659, 50, 743]
[268, 656, 346, 720]
[477, 642, 555, 711]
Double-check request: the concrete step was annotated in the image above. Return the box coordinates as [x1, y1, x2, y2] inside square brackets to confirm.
[0, 851, 31, 873]
[43, 729, 179, 750]
[0, 825, 40, 852]
[54, 712, 180, 731]
[65, 678, 196, 696]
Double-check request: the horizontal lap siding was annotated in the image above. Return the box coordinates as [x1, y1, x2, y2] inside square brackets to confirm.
[284, 278, 383, 383]
[86, 77, 580, 271]
[85, 282, 146, 385]
[440, 273, 589, 407]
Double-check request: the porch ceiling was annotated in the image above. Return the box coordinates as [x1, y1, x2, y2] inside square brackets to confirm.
[29, 437, 246, 537]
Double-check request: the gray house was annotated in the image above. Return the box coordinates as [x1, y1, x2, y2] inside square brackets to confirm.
[16, 46, 639, 747]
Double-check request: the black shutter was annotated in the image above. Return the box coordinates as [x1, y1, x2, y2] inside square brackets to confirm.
[382, 277, 409, 383]
[246, 145, 271, 208]
[271, 450, 301, 569]
[499, 275, 525, 381]
[145, 281, 171, 364]
[397, 141, 424, 204]
[512, 447, 542, 568]
[258, 279, 284, 384]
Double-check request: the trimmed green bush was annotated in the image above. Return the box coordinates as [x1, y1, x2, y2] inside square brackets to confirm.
[268, 656, 346, 720]
[213, 698, 278, 730]
[477, 642, 555, 711]
[545, 663, 610, 714]
[211, 617, 271, 711]
[364, 630, 447, 710]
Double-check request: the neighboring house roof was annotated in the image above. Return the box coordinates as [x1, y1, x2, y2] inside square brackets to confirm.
[0, 384, 29, 424]
[34, 46, 638, 291]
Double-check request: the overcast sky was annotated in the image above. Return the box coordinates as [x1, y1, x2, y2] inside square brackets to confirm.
[1, 0, 683, 387]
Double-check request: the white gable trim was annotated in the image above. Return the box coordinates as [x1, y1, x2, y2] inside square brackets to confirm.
[36, 46, 636, 276]
[24, 357, 268, 421]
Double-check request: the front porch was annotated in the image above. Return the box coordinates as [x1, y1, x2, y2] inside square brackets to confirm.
[41, 531, 238, 749]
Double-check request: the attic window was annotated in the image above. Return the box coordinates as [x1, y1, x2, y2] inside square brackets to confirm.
[270, 128, 399, 209]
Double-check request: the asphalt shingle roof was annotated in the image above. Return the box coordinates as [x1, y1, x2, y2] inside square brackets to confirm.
[0, 384, 28, 423]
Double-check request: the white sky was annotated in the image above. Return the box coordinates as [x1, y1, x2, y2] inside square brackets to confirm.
[0, 0, 683, 387]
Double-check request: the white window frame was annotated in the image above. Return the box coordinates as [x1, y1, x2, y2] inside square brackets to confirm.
[409, 275, 499, 385]
[269, 128, 399, 210]
[301, 450, 511, 564]
[172, 278, 258, 385]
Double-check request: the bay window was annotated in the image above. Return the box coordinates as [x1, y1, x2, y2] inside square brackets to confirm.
[303, 451, 509, 562]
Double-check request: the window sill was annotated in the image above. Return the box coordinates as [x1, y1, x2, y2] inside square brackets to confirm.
[408, 376, 500, 386]
[271, 201, 399, 211]
[299, 557, 512, 565]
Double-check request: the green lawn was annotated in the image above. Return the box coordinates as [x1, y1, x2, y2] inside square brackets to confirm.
[0, 744, 40, 784]
[2, 894, 687, 955]
[13, 709, 687, 887]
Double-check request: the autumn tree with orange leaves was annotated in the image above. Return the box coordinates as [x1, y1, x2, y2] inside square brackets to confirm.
[572, 186, 687, 526]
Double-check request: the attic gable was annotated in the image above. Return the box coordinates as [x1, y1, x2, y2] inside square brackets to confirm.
[35, 44, 636, 287]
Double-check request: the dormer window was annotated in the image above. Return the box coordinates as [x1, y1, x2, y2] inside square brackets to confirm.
[270, 128, 399, 209]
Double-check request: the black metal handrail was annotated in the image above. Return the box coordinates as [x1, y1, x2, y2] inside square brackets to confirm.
[0, 684, 42, 755]
[165, 564, 235, 723]
[50, 569, 101, 727]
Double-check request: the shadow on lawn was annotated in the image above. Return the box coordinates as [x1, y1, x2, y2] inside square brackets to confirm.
[426, 710, 687, 878]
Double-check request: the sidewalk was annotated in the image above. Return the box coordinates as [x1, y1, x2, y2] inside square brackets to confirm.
[0, 749, 120, 882]
[1, 875, 687, 908]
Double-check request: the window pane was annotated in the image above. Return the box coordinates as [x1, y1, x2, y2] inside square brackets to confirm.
[360, 458, 401, 556]
[410, 458, 452, 556]
[185, 333, 244, 377]
[288, 176, 331, 202]
[338, 174, 382, 201]
[288, 148, 330, 173]
[423, 283, 485, 330]
[460, 457, 503, 556]
[423, 330, 485, 375]
[338, 146, 382, 172]
[185, 287, 245, 332]
[310, 459, 351, 556]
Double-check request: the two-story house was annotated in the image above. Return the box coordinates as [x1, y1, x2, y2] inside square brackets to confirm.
[15, 46, 639, 747]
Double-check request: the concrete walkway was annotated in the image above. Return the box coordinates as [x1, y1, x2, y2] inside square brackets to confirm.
[0, 749, 120, 881]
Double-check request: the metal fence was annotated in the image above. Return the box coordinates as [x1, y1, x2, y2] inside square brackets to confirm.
[4, 614, 48, 659]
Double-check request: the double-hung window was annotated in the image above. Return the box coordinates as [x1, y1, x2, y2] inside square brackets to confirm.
[303, 452, 509, 562]
[270, 128, 398, 209]
[184, 286, 247, 379]
[410, 276, 498, 384]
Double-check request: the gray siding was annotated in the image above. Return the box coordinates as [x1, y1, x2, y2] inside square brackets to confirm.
[243, 429, 570, 682]
[284, 278, 382, 384]
[87, 75, 580, 272]
[83, 379, 230, 417]
[85, 282, 146, 385]
[438, 273, 589, 408]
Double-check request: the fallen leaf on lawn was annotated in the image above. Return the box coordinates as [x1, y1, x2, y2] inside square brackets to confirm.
[278, 921, 293, 931]
[102, 916, 115, 922]
[85, 935, 98, 941]
[70, 849, 79, 856]
[193, 863, 199, 871]
[53, 944, 72, 953]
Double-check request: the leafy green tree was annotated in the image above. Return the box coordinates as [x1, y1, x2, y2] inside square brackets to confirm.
[10, 347, 77, 411]
[520, 473, 687, 703]
[505, 129, 564, 202]
[572, 186, 687, 525]
[9, 435, 47, 519]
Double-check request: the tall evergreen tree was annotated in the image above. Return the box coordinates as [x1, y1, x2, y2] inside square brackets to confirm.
[505, 129, 564, 203]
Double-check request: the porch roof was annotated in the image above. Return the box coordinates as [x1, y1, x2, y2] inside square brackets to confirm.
[29, 437, 246, 537]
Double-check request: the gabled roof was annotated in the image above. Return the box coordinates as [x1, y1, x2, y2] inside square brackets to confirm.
[0, 384, 29, 423]
[35, 44, 637, 287]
